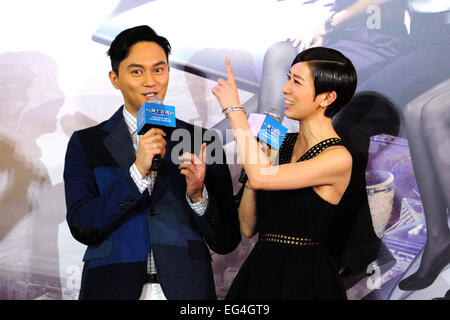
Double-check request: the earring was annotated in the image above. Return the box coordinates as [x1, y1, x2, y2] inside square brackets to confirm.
[321, 105, 325, 109]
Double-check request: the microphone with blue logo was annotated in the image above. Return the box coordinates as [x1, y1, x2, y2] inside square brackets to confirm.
[239, 109, 288, 184]
[137, 97, 176, 172]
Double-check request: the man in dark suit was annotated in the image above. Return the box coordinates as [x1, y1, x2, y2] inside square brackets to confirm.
[63, 25, 241, 300]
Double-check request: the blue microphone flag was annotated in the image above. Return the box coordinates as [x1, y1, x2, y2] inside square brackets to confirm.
[248, 113, 288, 150]
[137, 102, 176, 135]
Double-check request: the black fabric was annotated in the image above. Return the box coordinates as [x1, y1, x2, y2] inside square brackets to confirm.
[145, 273, 159, 284]
[187, 240, 212, 261]
[79, 261, 147, 300]
[226, 135, 347, 300]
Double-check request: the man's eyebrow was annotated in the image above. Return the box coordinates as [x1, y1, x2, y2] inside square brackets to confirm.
[127, 61, 167, 69]
[153, 61, 167, 67]
[127, 63, 143, 69]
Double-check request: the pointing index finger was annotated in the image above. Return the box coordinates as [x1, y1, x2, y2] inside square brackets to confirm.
[225, 57, 235, 84]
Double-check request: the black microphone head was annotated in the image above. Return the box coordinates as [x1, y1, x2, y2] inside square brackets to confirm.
[149, 97, 163, 105]
[264, 108, 281, 123]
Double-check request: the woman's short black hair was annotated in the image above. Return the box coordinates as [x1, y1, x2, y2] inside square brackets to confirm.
[291, 47, 357, 118]
[107, 25, 171, 76]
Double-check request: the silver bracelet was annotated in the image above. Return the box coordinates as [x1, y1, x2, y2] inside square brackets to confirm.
[222, 105, 246, 118]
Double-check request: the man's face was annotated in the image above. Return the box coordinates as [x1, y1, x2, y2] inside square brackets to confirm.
[109, 41, 170, 116]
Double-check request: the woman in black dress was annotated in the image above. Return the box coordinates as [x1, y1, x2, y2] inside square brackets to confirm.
[212, 47, 357, 299]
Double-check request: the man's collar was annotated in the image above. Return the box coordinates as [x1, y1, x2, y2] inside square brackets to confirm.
[122, 106, 137, 135]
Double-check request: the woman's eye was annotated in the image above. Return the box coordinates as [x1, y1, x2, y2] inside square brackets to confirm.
[287, 74, 301, 85]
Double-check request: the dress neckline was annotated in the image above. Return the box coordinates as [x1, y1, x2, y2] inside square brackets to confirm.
[297, 137, 342, 162]
[280, 133, 342, 163]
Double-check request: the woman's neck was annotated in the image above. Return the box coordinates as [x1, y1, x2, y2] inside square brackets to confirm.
[297, 115, 339, 149]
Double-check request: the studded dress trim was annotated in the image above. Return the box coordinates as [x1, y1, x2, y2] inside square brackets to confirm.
[298, 138, 342, 162]
[278, 134, 342, 164]
[259, 233, 320, 246]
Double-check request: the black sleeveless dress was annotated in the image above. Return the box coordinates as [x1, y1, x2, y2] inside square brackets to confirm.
[226, 133, 347, 300]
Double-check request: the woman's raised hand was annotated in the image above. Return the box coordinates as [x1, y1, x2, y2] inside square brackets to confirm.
[211, 57, 241, 110]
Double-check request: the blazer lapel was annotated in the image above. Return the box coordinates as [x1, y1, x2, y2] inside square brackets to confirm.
[102, 107, 180, 206]
[103, 113, 136, 173]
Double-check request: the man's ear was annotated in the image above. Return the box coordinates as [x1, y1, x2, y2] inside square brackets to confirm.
[109, 70, 120, 89]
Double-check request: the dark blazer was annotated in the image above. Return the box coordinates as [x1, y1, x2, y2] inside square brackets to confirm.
[63, 106, 241, 300]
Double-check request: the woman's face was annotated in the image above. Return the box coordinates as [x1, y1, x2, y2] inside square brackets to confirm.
[282, 62, 320, 121]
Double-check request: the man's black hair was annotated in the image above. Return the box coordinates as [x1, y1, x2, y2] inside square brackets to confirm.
[291, 47, 357, 118]
[107, 25, 171, 76]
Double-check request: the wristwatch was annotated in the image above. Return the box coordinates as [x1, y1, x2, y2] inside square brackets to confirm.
[325, 13, 336, 33]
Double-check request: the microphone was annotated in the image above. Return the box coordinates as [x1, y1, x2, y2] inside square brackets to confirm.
[239, 109, 288, 184]
[137, 97, 176, 171]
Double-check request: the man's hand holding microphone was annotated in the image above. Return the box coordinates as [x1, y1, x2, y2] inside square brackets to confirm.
[136, 97, 207, 202]
[135, 128, 167, 179]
